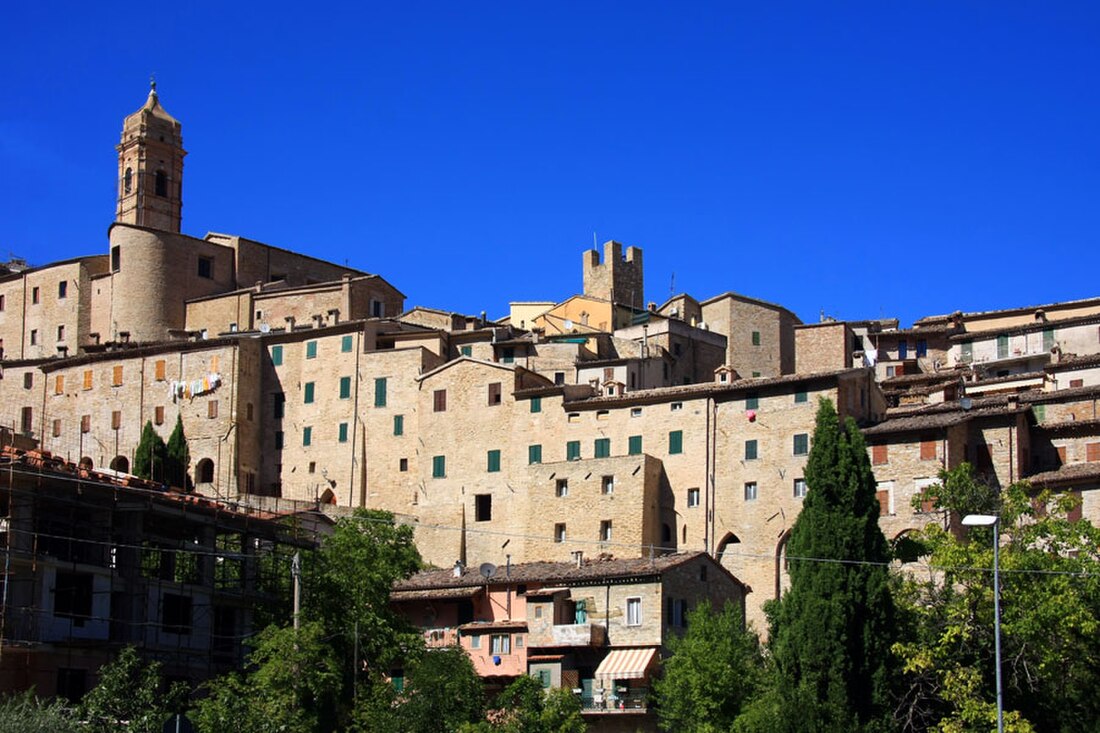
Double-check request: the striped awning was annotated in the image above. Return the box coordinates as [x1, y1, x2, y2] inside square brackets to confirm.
[594, 647, 657, 681]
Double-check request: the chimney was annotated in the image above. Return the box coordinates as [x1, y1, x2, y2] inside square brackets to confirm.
[119, 331, 131, 344]
[327, 308, 340, 325]
[572, 550, 584, 568]
[312, 314, 324, 328]
[284, 315, 296, 330]
[453, 560, 464, 577]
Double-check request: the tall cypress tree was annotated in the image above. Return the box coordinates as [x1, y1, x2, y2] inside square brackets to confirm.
[132, 421, 167, 483]
[165, 414, 190, 490]
[766, 399, 895, 732]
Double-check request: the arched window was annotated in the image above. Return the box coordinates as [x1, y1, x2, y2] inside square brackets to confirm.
[79, 456, 94, 470]
[319, 488, 336, 505]
[123, 167, 133, 194]
[196, 458, 214, 484]
[155, 170, 167, 197]
[661, 523, 673, 545]
[110, 455, 129, 473]
[717, 532, 741, 561]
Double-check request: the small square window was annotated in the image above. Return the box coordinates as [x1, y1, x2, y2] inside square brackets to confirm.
[154, 406, 165, 425]
[793, 478, 808, 498]
[488, 382, 502, 406]
[670, 402, 683, 412]
[793, 433, 809, 456]
[554, 523, 567, 543]
[744, 482, 758, 501]
[399, 458, 409, 472]
[58, 281, 67, 299]
[601, 475, 614, 495]
[56, 325, 65, 342]
[433, 389, 447, 412]
[630, 407, 643, 417]
[460, 345, 472, 357]
[746, 394, 759, 410]
[687, 487, 700, 507]
[30, 329, 38, 345]
[197, 257, 213, 279]
[208, 400, 218, 419]
[795, 391, 808, 404]
[556, 479, 569, 498]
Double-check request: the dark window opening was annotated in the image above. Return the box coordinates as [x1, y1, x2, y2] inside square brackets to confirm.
[475, 494, 492, 522]
[197, 256, 213, 279]
[163, 593, 192, 635]
[54, 571, 93, 625]
[155, 170, 168, 197]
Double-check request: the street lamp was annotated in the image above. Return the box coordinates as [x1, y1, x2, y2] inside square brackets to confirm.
[962, 513, 1002, 733]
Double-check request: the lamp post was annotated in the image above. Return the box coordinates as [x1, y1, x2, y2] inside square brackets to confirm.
[962, 513, 1002, 733]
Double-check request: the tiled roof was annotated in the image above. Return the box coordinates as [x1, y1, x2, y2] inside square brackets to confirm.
[393, 552, 709, 592]
[1046, 353, 1100, 372]
[949, 312, 1100, 342]
[1025, 462, 1100, 487]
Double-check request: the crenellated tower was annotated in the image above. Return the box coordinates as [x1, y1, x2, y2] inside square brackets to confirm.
[115, 79, 185, 232]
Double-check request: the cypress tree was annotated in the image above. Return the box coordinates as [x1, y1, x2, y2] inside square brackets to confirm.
[165, 414, 190, 490]
[766, 398, 895, 732]
[132, 421, 167, 483]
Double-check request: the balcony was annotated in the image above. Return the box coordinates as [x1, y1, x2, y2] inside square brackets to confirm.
[549, 622, 606, 647]
[581, 686, 649, 714]
[423, 627, 458, 648]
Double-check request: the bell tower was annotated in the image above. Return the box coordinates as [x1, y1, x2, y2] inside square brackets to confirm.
[116, 79, 185, 232]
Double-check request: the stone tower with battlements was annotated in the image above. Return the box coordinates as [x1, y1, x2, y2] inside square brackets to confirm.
[582, 241, 644, 311]
[115, 80, 185, 232]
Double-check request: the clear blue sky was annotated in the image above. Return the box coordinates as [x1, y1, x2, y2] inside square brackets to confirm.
[3, 3, 1098, 326]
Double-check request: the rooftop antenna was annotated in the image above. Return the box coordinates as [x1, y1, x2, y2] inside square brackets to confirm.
[479, 562, 497, 580]
[670, 272, 676, 298]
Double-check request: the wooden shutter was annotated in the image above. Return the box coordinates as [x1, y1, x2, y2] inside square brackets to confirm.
[920, 440, 937, 461]
[872, 444, 888, 465]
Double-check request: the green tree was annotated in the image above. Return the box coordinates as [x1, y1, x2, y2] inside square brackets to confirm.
[352, 644, 484, 733]
[132, 420, 167, 482]
[766, 399, 896, 732]
[0, 691, 79, 733]
[462, 675, 585, 733]
[193, 622, 342, 733]
[894, 467, 1100, 732]
[80, 646, 185, 733]
[165, 414, 191, 489]
[654, 600, 763, 733]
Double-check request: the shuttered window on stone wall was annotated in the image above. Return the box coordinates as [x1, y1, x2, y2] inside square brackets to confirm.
[876, 489, 891, 515]
[743, 439, 756, 460]
[872, 444, 888, 465]
[1087, 443, 1100, 462]
[83, 370, 93, 390]
[155, 406, 165, 425]
[528, 445, 542, 464]
[271, 345, 283, 366]
[488, 382, 502, 406]
[373, 377, 385, 406]
[52, 419, 61, 438]
[81, 415, 90, 433]
[208, 400, 218, 419]
[303, 427, 312, 446]
[339, 376, 352, 400]
[487, 450, 501, 472]
[432, 455, 446, 478]
[154, 360, 166, 381]
[530, 397, 542, 413]
[670, 431, 684, 455]
[920, 439, 937, 461]
[629, 435, 642, 455]
[338, 422, 348, 443]
[434, 390, 447, 412]
[594, 438, 610, 458]
[54, 375, 64, 395]
[304, 382, 315, 404]
[566, 441, 581, 461]
[112, 366, 123, 386]
[306, 341, 317, 359]
[393, 415, 404, 436]
[111, 411, 121, 430]
[793, 433, 808, 456]
[341, 335, 353, 353]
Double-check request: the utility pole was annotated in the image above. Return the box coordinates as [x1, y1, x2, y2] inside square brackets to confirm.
[292, 552, 301, 629]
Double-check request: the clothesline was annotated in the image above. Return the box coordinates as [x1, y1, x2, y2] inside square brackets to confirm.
[169, 372, 222, 402]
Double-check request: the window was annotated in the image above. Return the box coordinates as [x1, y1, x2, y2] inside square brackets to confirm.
[872, 444, 888, 465]
[340, 376, 352, 400]
[23, 373, 32, 389]
[488, 382, 502, 406]
[304, 382, 315, 404]
[751, 330, 761, 346]
[273, 392, 285, 419]
[669, 430, 683, 455]
[597, 409, 610, 421]
[371, 299, 384, 318]
[687, 488, 700, 507]
[996, 334, 1009, 359]
[29, 329, 37, 345]
[602, 475, 614, 495]
[626, 597, 641, 626]
[155, 170, 168, 197]
[306, 341, 317, 359]
[31, 286, 40, 305]
[566, 441, 580, 461]
[960, 340, 973, 362]
[501, 347, 515, 364]
[197, 256, 213, 279]
[490, 634, 511, 654]
[55, 324, 65, 342]
[567, 413, 580, 423]
[744, 482, 758, 501]
[274, 431, 284, 449]
[528, 444, 542, 465]
[671, 402, 683, 412]
[206, 400, 218, 419]
[744, 439, 757, 460]
[0, 294, 4, 311]
[22, 407, 34, 433]
[80, 415, 90, 433]
[163, 593, 192, 635]
[1088, 443, 1100, 463]
[1070, 378, 1084, 389]
[897, 340, 908, 359]
[271, 345, 283, 366]
[111, 246, 121, 272]
[57, 280, 67, 299]
[302, 427, 312, 446]
[794, 478, 807, 498]
[433, 389, 447, 412]
[432, 455, 446, 478]
[554, 372, 565, 385]
[338, 422, 348, 443]
[555, 479, 569, 498]
[54, 571, 93, 621]
[475, 494, 492, 522]
[54, 375, 64, 395]
[399, 458, 408, 472]
[470, 634, 481, 649]
[530, 397, 541, 413]
[793, 433, 809, 456]
[630, 407, 643, 417]
[153, 359, 166, 381]
[746, 394, 759, 410]
[876, 482, 894, 516]
[600, 520, 612, 542]
[554, 523, 567, 543]
[154, 406, 164, 425]
[920, 439, 937, 461]
[341, 334, 353, 353]
[393, 415, 404, 436]
[795, 390, 808, 404]
[916, 339, 928, 357]
[487, 449, 501, 472]
[594, 438, 610, 458]
[460, 346, 472, 357]
[112, 365, 123, 386]
[51, 419, 61, 437]
[628, 435, 642, 455]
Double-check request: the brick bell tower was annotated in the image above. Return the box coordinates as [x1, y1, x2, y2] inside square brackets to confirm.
[115, 78, 185, 232]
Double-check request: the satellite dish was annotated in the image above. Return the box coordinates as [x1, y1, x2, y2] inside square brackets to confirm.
[563, 319, 574, 330]
[960, 397, 973, 411]
[479, 562, 497, 579]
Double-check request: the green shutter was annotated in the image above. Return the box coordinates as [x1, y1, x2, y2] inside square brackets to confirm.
[795, 391, 808, 404]
[460, 346, 472, 357]
[996, 334, 1009, 359]
[339, 376, 351, 399]
[303, 427, 312, 446]
[669, 430, 683, 455]
[794, 434, 808, 455]
[566, 441, 581, 461]
[432, 455, 446, 478]
[306, 341, 317, 359]
[529, 444, 542, 464]
[341, 334, 353, 353]
[628, 435, 642, 455]
[594, 438, 610, 458]
[751, 331, 761, 346]
[304, 382, 315, 404]
[271, 345, 283, 366]
[530, 397, 542, 413]
[374, 377, 387, 406]
[746, 394, 759, 410]
[338, 422, 348, 443]
[487, 450, 501, 473]
[1043, 328, 1055, 351]
[393, 415, 404, 436]
[745, 440, 757, 460]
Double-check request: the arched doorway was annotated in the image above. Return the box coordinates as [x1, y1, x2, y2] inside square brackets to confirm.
[319, 488, 336, 505]
[774, 529, 792, 599]
[109, 455, 129, 473]
[196, 458, 214, 484]
[716, 532, 741, 561]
